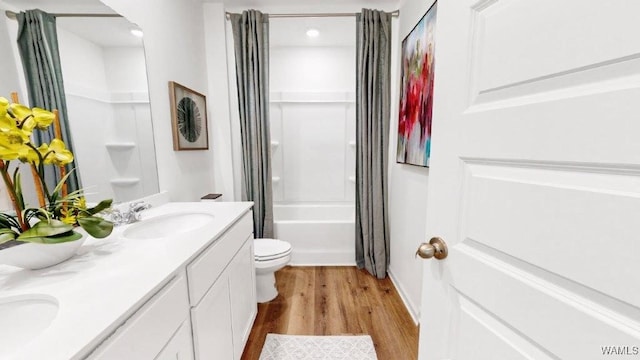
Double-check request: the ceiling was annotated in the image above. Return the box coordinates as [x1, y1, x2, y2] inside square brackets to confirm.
[3, 0, 142, 48]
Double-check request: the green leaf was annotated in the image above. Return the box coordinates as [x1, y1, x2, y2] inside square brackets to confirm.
[18, 229, 83, 244]
[13, 171, 24, 210]
[77, 216, 113, 238]
[52, 168, 76, 195]
[0, 213, 19, 229]
[0, 228, 17, 244]
[24, 208, 49, 225]
[85, 199, 113, 216]
[18, 219, 73, 240]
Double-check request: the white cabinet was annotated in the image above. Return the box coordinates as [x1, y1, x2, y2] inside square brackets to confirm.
[155, 319, 194, 360]
[186, 213, 253, 304]
[86, 209, 256, 360]
[189, 212, 257, 360]
[228, 240, 256, 358]
[191, 271, 234, 360]
[88, 274, 190, 360]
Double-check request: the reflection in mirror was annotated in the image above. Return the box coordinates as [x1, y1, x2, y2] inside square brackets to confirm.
[0, 1, 159, 204]
[56, 16, 159, 203]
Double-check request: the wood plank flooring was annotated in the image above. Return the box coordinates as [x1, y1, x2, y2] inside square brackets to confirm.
[241, 266, 419, 360]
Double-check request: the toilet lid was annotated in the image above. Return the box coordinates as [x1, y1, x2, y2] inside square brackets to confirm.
[254, 238, 291, 261]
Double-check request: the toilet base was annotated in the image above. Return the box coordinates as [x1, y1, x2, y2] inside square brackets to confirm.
[256, 271, 278, 303]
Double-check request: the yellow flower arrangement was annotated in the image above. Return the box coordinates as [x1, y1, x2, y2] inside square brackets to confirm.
[0, 97, 113, 245]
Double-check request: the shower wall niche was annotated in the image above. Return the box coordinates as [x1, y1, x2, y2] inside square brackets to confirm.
[269, 22, 356, 204]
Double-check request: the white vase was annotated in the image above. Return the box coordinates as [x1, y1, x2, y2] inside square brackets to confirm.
[0, 231, 87, 270]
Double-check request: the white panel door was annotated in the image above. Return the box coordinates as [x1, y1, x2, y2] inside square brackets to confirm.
[418, 1, 640, 359]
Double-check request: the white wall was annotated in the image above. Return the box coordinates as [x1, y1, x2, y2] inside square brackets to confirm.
[203, 3, 235, 201]
[270, 47, 355, 91]
[387, 0, 437, 324]
[270, 46, 355, 203]
[101, 0, 215, 201]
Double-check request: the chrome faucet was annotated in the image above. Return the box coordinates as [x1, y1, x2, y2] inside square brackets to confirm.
[109, 201, 152, 226]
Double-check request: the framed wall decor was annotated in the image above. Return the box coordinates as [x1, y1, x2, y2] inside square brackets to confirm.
[396, 1, 437, 167]
[169, 81, 209, 150]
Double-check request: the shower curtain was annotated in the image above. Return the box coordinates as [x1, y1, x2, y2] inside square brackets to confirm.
[230, 10, 274, 238]
[16, 9, 82, 193]
[355, 9, 392, 279]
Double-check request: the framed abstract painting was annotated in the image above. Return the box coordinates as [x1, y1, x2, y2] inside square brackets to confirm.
[396, 2, 437, 167]
[169, 81, 209, 151]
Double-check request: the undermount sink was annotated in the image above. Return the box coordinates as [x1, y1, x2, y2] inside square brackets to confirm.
[0, 295, 59, 358]
[122, 212, 215, 240]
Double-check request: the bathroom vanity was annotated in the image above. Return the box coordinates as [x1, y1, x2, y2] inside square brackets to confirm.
[0, 200, 256, 360]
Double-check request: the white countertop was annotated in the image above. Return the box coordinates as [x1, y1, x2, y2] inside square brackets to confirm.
[0, 201, 253, 360]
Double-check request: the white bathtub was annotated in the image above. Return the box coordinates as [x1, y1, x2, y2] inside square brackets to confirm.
[273, 204, 355, 265]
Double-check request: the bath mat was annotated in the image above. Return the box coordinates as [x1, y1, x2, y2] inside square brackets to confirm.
[259, 334, 378, 360]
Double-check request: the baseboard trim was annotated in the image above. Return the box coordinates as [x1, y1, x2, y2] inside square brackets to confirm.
[388, 269, 420, 325]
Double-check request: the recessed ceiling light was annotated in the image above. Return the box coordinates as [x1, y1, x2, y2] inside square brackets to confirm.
[306, 28, 319, 38]
[130, 28, 144, 38]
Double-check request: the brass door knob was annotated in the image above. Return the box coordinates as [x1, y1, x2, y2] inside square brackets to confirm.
[416, 237, 448, 260]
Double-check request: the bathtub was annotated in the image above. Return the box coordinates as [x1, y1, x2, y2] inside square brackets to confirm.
[273, 204, 355, 265]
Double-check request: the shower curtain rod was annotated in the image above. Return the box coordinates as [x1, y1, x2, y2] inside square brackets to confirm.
[4, 10, 122, 20]
[225, 10, 399, 20]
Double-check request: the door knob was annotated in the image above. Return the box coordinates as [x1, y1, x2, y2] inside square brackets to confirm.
[416, 237, 448, 260]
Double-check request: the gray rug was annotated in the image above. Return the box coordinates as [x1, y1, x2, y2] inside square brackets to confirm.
[259, 334, 378, 360]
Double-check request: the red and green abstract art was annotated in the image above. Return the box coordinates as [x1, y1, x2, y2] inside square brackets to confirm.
[397, 2, 437, 167]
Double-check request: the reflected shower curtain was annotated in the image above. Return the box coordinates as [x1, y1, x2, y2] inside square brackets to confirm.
[355, 9, 392, 279]
[230, 10, 274, 238]
[16, 9, 81, 193]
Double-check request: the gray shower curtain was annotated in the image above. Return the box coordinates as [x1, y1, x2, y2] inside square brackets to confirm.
[16, 9, 82, 194]
[355, 9, 392, 279]
[230, 10, 274, 238]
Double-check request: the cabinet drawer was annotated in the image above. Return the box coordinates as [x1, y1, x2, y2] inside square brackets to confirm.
[187, 211, 252, 306]
[88, 274, 190, 360]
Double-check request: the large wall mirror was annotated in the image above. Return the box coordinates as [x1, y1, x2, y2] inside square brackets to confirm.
[0, 0, 159, 205]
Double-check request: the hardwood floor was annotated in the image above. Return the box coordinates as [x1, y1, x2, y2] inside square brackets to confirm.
[241, 266, 419, 360]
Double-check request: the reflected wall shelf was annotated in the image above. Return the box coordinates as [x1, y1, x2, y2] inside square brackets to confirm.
[105, 142, 136, 151]
[110, 178, 140, 187]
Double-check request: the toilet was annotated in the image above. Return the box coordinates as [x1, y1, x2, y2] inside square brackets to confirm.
[199, 195, 291, 303]
[254, 238, 292, 303]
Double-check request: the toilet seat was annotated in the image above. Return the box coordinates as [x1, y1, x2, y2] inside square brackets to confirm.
[254, 238, 292, 262]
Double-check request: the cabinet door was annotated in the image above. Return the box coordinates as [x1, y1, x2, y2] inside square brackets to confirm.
[155, 318, 194, 360]
[191, 274, 234, 360]
[228, 238, 257, 359]
[88, 275, 190, 359]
